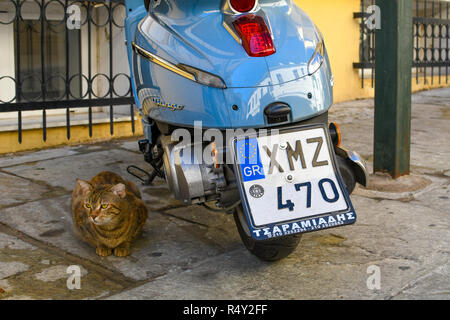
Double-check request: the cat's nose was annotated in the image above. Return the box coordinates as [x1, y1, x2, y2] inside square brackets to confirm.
[90, 212, 100, 221]
[90, 216, 100, 224]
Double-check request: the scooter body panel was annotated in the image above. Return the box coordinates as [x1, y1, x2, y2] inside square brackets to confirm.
[148, 0, 273, 88]
[261, 0, 319, 84]
[124, 0, 148, 108]
[223, 75, 321, 129]
[125, 0, 334, 131]
[133, 52, 332, 129]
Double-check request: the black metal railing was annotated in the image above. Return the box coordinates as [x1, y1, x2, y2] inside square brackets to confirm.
[354, 0, 450, 88]
[0, 0, 135, 143]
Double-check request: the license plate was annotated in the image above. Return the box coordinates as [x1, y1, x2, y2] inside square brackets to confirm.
[232, 124, 356, 241]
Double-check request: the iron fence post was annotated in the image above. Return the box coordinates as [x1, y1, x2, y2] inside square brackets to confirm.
[374, 0, 413, 178]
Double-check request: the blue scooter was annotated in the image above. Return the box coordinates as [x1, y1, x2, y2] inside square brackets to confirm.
[124, 0, 368, 261]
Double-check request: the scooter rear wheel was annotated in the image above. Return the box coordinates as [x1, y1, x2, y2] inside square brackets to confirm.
[233, 205, 301, 261]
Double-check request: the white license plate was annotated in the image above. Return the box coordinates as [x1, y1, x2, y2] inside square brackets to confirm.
[233, 124, 356, 240]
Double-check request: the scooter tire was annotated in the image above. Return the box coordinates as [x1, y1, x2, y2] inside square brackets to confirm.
[233, 206, 301, 261]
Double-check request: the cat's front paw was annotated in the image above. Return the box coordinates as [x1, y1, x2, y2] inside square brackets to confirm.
[113, 247, 130, 257]
[96, 247, 112, 257]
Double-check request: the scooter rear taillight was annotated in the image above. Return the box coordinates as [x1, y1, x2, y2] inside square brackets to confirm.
[232, 15, 276, 57]
[230, 0, 256, 13]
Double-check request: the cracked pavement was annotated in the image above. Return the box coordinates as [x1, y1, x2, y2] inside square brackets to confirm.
[0, 88, 448, 300]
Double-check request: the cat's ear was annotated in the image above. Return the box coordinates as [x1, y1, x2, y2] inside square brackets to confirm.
[111, 183, 127, 198]
[77, 179, 92, 194]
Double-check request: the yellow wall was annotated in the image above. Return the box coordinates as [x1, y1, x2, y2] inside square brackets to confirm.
[295, 0, 449, 103]
[0, 120, 143, 155]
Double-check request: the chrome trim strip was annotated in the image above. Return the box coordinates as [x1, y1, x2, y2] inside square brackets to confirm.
[222, 20, 242, 44]
[132, 41, 196, 82]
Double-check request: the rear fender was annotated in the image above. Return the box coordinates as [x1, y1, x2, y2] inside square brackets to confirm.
[335, 146, 369, 187]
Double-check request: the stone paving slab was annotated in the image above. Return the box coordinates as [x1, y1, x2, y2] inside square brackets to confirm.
[2, 149, 144, 192]
[109, 194, 449, 300]
[0, 232, 36, 251]
[164, 204, 237, 230]
[0, 262, 29, 279]
[140, 185, 183, 211]
[161, 205, 242, 252]
[0, 195, 243, 281]
[109, 249, 423, 300]
[353, 174, 447, 202]
[392, 264, 450, 300]
[0, 172, 52, 208]
[0, 231, 124, 300]
[411, 181, 450, 212]
[119, 141, 141, 153]
[412, 87, 450, 106]
[0, 147, 79, 168]
[99, 189, 434, 300]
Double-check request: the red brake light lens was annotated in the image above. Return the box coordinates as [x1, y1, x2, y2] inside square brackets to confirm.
[232, 15, 276, 57]
[230, 0, 256, 13]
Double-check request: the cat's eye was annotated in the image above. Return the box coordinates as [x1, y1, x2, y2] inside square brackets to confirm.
[100, 204, 109, 209]
[84, 203, 91, 209]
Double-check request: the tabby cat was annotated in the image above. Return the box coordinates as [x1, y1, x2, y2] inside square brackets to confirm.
[71, 171, 148, 257]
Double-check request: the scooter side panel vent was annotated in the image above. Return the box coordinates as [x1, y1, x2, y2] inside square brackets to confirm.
[232, 15, 276, 57]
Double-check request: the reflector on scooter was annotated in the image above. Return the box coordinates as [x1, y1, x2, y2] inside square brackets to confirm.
[232, 15, 276, 57]
[230, 0, 256, 13]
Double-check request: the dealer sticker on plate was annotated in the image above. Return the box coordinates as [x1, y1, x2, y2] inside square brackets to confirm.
[233, 124, 357, 241]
